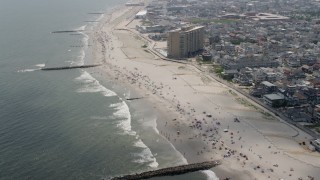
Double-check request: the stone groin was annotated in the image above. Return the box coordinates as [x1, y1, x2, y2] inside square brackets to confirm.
[41, 64, 101, 71]
[51, 30, 83, 34]
[110, 161, 221, 180]
[126, 97, 144, 101]
[87, 12, 104, 15]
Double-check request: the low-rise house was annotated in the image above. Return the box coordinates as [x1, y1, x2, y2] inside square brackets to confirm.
[266, 72, 277, 82]
[301, 65, 313, 74]
[222, 54, 279, 70]
[287, 58, 301, 68]
[222, 69, 238, 78]
[135, 10, 147, 19]
[250, 87, 265, 97]
[263, 93, 285, 107]
[136, 25, 165, 33]
[286, 69, 306, 80]
[261, 81, 278, 94]
[286, 106, 313, 122]
[290, 111, 313, 122]
[309, 78, 320, 88]
[300, 54, 317, 65]
[295, 91, 308, 104]
[313, 104, 320, 121]
[252, 69, 267, 83]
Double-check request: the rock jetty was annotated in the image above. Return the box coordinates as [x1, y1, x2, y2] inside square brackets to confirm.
[41, 64, 101, 71]
[110, 161, 220, 180]
[51, 30, 83, 34]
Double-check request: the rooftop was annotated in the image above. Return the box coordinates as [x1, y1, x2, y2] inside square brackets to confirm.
[264, 93, 284, 100]
[170, 26, 205, 33]
[136, 10, 147, 16]
[250, 13, 289, 21]
[261, 81, 276, 87]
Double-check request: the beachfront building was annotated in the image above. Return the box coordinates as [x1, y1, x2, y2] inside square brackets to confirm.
[135, 10, 147, 19]
[263, 93, 285, 107]
[167, 26, 205, 59]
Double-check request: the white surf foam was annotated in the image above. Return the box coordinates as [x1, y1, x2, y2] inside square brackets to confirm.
[17, 69, 38, 73]
[96, 14, 105, 22]
[75, 71, 117, 97]
[35, 64, 45, 68]
[71, 32, 88, 66]
[70, 25, 89, 66]
[202, 170, 219, 180]
[133, 139, 159, 168]
[111, 101, 136, 136]
[75, 25, 87, 31]
[168, 141, 188, 165]
[151, 117, 187, 166]
[152, 118, 159, 135]
[18, 63, 46, 73]
[142, 117, 160, 135]
[110, 101, 159, 168]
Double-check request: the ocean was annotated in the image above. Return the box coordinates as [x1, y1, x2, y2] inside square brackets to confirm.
[0, 0, 216, 179]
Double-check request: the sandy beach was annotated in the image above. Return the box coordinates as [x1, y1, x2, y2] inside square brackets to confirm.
[87, 1, 320, 179]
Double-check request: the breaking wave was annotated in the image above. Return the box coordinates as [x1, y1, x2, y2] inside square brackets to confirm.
[202, 170, 219, 180]
[75, 71, 117, 97]
[133, 139, 159, 168]
[110, 102, 158, 168]
[17, 63, 46, 73]
[111, 101, 136, 136]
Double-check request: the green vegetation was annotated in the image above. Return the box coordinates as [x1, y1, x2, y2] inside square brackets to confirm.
[304, 124, 320, 128]
[315, 127, 320, 133]
[289, 10, 320, 21]
[230, 38, 257, 45]
[196, 56, 212, 65]
[210, 66, 232, 81]
[228, 90, 237, 96]
[141, 20, 153, 26]
[214, 66, 223, 74]
[142, 44, 148, 48]
[305, 124, 320, 133]
[189, 18, 238, 24]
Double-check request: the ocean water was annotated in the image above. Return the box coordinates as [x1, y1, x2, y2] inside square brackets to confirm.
[0, 0, 217, 179]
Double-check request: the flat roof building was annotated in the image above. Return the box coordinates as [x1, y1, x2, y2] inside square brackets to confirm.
[249, 13, 289, 21]
[135, 10, 147, 19]
[167, 26, 204, 59]
[263, 93, 285, 107]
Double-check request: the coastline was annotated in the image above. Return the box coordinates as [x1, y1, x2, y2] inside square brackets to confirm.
[85, 1, 320, 180]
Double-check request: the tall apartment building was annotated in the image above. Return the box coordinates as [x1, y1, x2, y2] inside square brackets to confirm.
[167, 26, 204, 59]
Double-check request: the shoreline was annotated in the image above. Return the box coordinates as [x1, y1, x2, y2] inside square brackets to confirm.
[85, 1, 320, 180]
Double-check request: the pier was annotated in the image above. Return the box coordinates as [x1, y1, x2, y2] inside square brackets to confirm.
[41, 64, 101, 71]
[110, 161, 220, 180]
